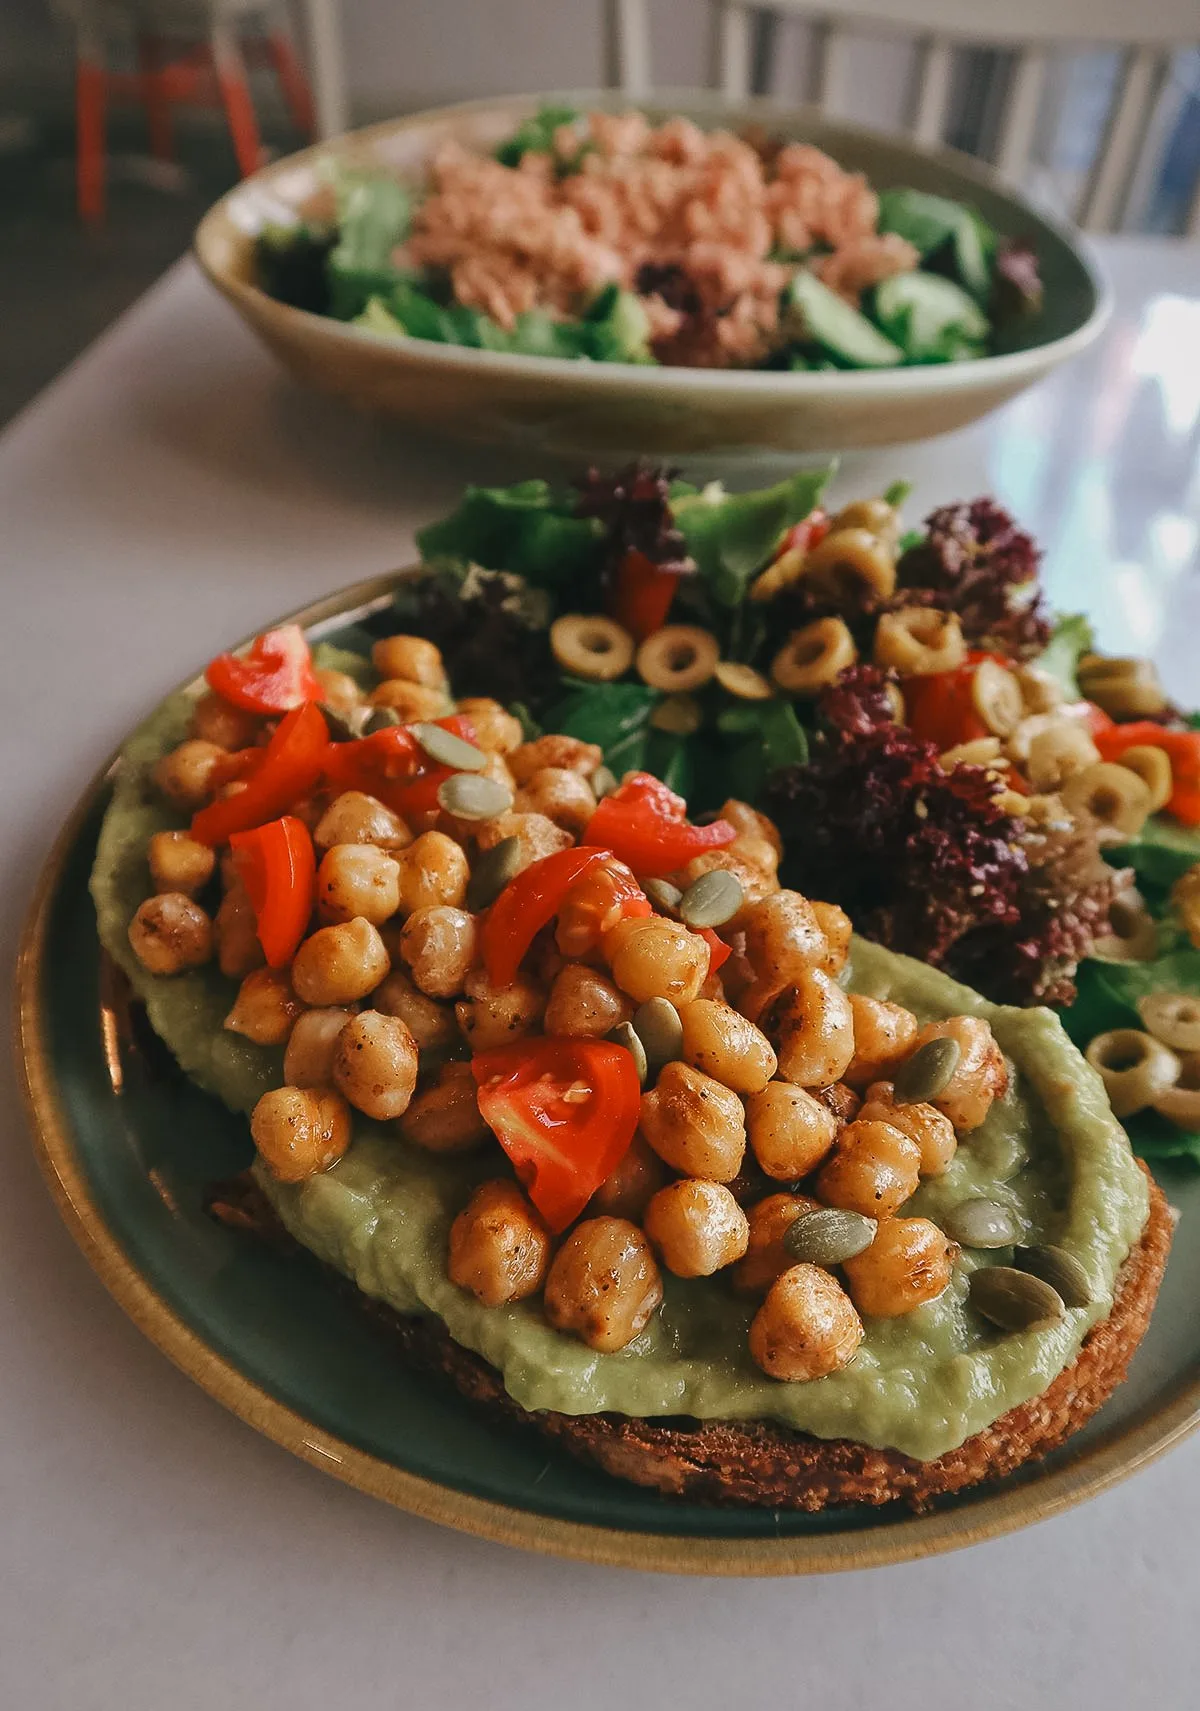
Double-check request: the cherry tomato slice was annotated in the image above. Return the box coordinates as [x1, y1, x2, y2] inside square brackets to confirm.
[472, 1038, 641, 1232]
[205, 624, 322, 716]
[191, 702, 329, 846]
[229, 816, 316, 968]
[481, 846, 610, 988]
[583, 773, 736, 878]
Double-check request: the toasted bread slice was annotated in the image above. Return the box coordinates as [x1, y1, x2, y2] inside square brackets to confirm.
[211, 1164, 1170, 1513]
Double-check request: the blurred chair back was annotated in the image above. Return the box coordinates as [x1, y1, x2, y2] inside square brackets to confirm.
[605, 0, 1200, 232]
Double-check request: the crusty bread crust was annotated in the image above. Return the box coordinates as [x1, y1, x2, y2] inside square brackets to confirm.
[212, 1165, 1171, 1512]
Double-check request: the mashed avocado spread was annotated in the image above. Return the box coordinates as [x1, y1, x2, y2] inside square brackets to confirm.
[91, 680, 1150, 1461]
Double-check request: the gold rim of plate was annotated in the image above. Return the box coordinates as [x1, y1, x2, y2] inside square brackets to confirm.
[14, 573, 1200, 1576]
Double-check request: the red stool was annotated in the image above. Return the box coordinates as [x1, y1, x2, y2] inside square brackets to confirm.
[65, 1, 317, 223]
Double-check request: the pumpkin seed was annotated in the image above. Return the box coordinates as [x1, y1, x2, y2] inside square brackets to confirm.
[412, 722, 487, 772]
[465, 836, 523, 911]
[943, 1197, 1023, 1249]
[319, 702, 364, 743]
[643, 878, 682, 916]
[969, 1265, 1065, 1331]
[608, 1021, 649, 1085]
[589, 764, 618, 799]
[893, 1036, 961, 1104]
[362, 705, 402, 737]
[437, 773, 514, 822]
[783, 1207, 877, 1267]
[1014, 1244, 1094, 1308]
[679, 868, 744, 929]
[632, 997, 683, 1070]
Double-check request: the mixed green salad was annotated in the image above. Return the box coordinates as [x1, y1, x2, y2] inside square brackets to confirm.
[340, 461, 1200, 1164]
[255, 104, 1042, 372]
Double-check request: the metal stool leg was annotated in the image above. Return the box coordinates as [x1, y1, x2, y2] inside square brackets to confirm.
[137, 33, 174, 160]
[76, 27, 107, 224]
[211, 21, 263, 178]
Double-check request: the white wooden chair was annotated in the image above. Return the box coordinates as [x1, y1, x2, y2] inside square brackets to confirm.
[605, 0, 1200, 233]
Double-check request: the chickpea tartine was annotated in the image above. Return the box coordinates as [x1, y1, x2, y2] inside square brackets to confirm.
[91, 613, 1167, 1512]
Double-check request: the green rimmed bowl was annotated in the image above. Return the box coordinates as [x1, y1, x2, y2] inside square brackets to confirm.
[194, 90, 1109, 464]
[16, 574, 1200, 1576]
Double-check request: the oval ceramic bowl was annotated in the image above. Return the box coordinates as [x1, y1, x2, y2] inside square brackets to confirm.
[15, 575, 1200, 1576]
[193, 90, 1109, 464]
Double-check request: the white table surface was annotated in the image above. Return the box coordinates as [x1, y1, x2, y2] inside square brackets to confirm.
[3, 237, 1200, 1709]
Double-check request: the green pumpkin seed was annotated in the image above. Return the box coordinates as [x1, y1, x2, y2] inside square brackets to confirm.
[893, 1036, 961, 1104]
[465, 836, 523, 911]
[943, 1198, 1023, 1249]
[632, 997, 683, 1070]
[590, 764, 618, 799]
[969, 1265, 1065, 1331]
[437, 773, 513, 822]
[679, 868, 744, 930]
[608, 1021, 649, 1085]
[412, 722, 487, 772]
[783, 1207, 877, 1267]
[1014, 1244, 1094, 1308]
[643, 878, 682, 915]
[362, 705, 402, 736]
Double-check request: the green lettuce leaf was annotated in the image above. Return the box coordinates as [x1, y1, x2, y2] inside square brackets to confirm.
[673, 466, 834, 607]
[1108, 816, 1200, 896]
[544, 680, 660, 775]
[415, 482, 603, 588]
[495, 105, 580, 168]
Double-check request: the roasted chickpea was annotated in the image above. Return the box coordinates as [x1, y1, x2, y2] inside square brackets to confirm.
[745, 1081, 837, 1180]
[316, 842, 401, 926]
[555, 862, 643, 959]
[373, 970, 459, 1054]
[455, 967, 544, 1050]
[544, 963, 631, 1038]
[371, 634, 447, 688]
[643, 1179, 748, 1278]
[605, 916, 709, 1006]
[152, 739, 226, 811]
[515, 766, 597, 833]
[741, 891, 828, 986]
[214, 875, 265, 978]
[508, 735, 602, 785]
[401, 1062, 489, 1152]
[815, 1118, 921, 1218]
[588, 1133, 670, 1220]
[843, 1217, 957, 1317]
[399, 905, 477, 999]
[639, 1060, 747, 1181]
[912, 1016, 1008, 1132]
[678, 999, 776, 1094]
[395, 831, 469, 915]
[749, 1264, 864, 1381]
[128, 892, 213, 975]
[861, 1083, 957, 1177]
[727, 832, 780, 881]
[250, 1086, 351, 1182]
[283, 1007, 352, 1088]
[762, 969, 855, 1088]
[313, 667, 362, 720]
[719, 799, 783, 860]
[448, 1180, 552, 1306]
[732, 1192, 821, 1295]
[291, 917, 389, 1006]
[369, 679, 449, 721]
[147, 829, 215, 897]
[475, 810, 573, 871]
[543, 1217, 663, 1352]
[224, 967, 304, 1045]
[455, 697, 524, 755]
[330, 1009, 419, 1120]
[844, 995, 919, 1088]
[811, 900, 852, 975]
[189, 691, 261, 751]
[313, 791, 412, 853]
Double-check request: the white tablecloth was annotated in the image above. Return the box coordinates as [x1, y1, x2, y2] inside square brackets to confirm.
[2, 238, 1199, 1709]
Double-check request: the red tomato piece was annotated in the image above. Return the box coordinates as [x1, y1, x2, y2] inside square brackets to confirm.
[582, 773, 736, 878]
[481, 846, 610, 988]
[322, 725, 420, 795]
[191, 703, 329, 846]
[610, 549, 683, 642]
[696, 927, 732, 974]
[777, 508, 829, 559]
[1095, 721, 1200, 823]
[471, 1038, 641, 1232]
[205, 624, 322, 716]
[554, 858, 652, 958]
[229, 816, 316, 968]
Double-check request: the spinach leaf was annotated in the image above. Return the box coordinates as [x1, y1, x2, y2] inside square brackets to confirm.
[877, 188, 968, 256]
[673, 467, 834, 607]
[1037, 612, 1094, 699]
[416, 482, 604, 588]
[495, 106, 581, 168]
[715, 698, 810, 800]
[544, 680, 660, 774]
[1109, 817, 1200, 894]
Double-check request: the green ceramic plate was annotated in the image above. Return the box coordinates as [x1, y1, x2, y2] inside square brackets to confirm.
[17, 577, 1200, 1575]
